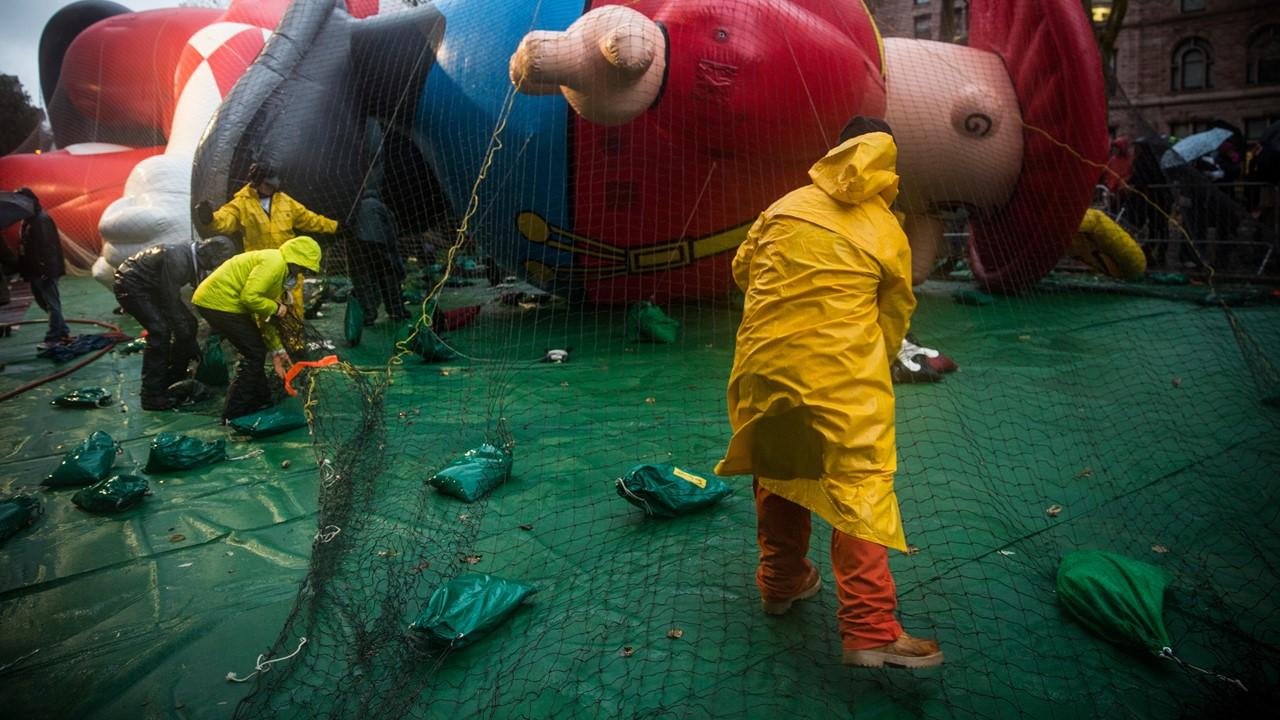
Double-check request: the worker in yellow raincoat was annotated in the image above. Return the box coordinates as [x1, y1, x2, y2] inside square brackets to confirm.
[715, 117, 943, 669]
[195, 163, 337, 312]
[192, 236, 322, 422]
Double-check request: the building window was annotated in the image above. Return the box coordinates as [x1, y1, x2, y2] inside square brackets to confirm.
[1170, 120, 1213, 139]
[1180, 0, 1206, 12]
[954, 1, 969, 40]
[1245, 116, 1278, 142]
[914, 14, 931, 39]
[1247, 26, 1280, 85]
[1171, 38, 1213, 91]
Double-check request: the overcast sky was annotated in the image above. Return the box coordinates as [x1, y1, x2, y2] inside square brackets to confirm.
[0, 0, 187, 109]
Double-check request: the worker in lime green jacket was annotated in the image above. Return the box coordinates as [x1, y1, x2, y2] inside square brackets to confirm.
[192, 236, 322, 421]
[715, 118, 941, 669]
[195, 163, 337, 314]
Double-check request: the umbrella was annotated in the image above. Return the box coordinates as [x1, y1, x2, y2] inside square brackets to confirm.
[0, 191, 36, 230]
[1159, 127, 1233, 169]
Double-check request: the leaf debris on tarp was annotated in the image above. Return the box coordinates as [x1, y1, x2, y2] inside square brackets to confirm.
[1045, 504, 1063, 518]
[666, 628, 684, 639]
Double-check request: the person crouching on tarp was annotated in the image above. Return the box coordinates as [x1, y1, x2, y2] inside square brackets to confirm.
[714, 117, 943, 669]
[113, 236, 236, 411]
[194, 163, 338, 314]
[191, 236, 322, 422]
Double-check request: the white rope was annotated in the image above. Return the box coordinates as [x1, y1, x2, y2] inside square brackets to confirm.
[227, 449, 265, 461]
[226, 637, 308, 683]
[314, 525, 342, 543]
[1160, 646, 1248, 692]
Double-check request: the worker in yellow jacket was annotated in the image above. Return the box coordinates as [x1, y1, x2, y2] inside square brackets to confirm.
[195, 163, 337, 312]
[192, 236, 322, 421]
[714, 118, 942, 669]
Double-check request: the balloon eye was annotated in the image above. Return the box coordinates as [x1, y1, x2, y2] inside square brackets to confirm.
[715, 29, 728, 42]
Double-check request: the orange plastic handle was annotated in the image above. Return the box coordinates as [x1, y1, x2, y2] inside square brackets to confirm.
[283, 355, 340, 396]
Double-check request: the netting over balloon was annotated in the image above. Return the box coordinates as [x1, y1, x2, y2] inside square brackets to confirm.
[1, 1, 1277, 719]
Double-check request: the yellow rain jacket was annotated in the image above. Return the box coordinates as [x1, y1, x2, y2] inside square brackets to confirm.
[714, 132, 915, 551]
[204, 184, 335, 312]
[205, 184, 338, 251]
[192, 236, 322, 352]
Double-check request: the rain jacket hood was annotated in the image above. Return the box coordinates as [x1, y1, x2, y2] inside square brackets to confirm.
[809, 132, 899, 208]
[280, 236, 322, 273]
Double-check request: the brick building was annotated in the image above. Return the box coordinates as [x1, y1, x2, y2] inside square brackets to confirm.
[868, 1, 1279, 141]
[1107, 0, 1279, 142]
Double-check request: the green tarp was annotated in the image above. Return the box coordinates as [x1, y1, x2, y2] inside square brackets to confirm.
[1056, 550, 1173, 654]
[409, 573, 536, 648]
[51, 387, 112, 408]
[145, 433, 227, 473]
[0, 496, 41, 544]
[428, 444, 512, 503]
[43, 431, 118, 487]
[71, 475, 149, 514]
[615, 464, 733, 518]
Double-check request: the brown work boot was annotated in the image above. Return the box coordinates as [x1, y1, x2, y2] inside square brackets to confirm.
[843, 633, 944, 669]
[760, 567, 822, 615]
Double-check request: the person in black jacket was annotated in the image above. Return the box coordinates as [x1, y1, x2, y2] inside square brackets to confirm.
[14, 189, 71, 350]
[113, 237, 236, 410]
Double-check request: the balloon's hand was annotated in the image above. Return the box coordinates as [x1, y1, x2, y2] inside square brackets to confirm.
[509, 5, 666, 126]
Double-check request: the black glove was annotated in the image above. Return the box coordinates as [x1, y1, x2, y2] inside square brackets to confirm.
[194, 201, 214, 226]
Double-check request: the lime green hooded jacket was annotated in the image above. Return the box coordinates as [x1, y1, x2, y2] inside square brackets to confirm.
[192, 236, 322, 351]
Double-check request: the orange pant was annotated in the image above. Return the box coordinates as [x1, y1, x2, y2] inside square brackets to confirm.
[754, 479, 902, 650]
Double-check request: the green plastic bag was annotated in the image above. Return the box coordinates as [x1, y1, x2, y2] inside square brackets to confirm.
[409, 574, 536, 648]
[626, 301, 680, 344]
[616, 464, 733, 518]
[428, 444, 512, 503]
[195, 335, 229, 387]
[345, 298, 364, 347]
[228, 398, 309, 438]
[44, 431, 119, 487]
[72, 474, 149, 514]
[51, 387, 112, 408]
[145, 432, 227, 473]
[1056, 550, 1173, 654]
[400, 303, 457, 362]
[0, 496, 42, 544]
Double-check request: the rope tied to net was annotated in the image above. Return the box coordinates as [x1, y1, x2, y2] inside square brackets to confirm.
[226, 637, 308, 683]
[1159, 646, 1248, 692]
[314, 525, 342, 543]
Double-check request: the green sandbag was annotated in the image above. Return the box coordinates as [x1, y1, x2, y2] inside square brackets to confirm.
[228, 398, 309, 438]
[0, 496, 42, 544]
[44, 431, 119, 487]
[401, 303, 456, 362]
[409, 573, 536, 648]
[72, 474, 149, 514]
[145, 432, 227, 473]
[116, 337, 147, 354]
[195, 335, 229, 387]
[1056, 550, 1173, 654]
[345, 298, 364, 347]
[428, 444, 512, 503]
[626, 301, 680, 344]
[51, 387, 112, 408]
[615, 464, 733, 518]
